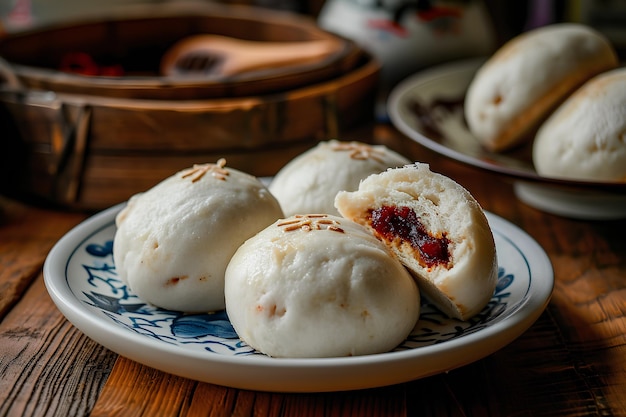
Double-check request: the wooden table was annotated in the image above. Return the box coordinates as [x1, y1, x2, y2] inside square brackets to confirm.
[1, 124, 625, 417]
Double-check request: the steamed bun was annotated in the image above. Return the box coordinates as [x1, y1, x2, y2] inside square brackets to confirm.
[224, 214, 420, 358]
[113, 159, 283, 312]
[269, 140, 410, 216]
[335, 163, 497, 320]
[533, 67, 626, 182]
[465, 23, 618, 152]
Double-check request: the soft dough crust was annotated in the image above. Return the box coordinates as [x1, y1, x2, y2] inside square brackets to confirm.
[113, 160, 283, 313]
[224, 214, 420, 358]
[334, 163, 497, 320]
[465, 23, 618, 152]
[269, 140, 410, 216]
[533, 68, 626, 182]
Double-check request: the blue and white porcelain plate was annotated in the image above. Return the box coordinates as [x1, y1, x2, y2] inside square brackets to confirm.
[44, 204, 553, 392]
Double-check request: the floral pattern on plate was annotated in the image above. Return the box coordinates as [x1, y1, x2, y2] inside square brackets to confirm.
[68, 221, 523, 357]
[46, 204, 551, 392]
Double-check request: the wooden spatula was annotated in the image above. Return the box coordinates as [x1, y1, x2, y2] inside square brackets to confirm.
[160, 35, 341, 77]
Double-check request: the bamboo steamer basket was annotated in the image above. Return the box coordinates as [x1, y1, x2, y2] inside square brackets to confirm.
[0, 4, 379, 211]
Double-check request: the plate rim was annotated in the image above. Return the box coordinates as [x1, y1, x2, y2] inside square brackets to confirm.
[387, 58, 626, 192]
[43, 203, 554, 392]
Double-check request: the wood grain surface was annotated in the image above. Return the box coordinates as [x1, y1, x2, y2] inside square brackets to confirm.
[1, 125, 625, 417]
[0, 198, 116, 417]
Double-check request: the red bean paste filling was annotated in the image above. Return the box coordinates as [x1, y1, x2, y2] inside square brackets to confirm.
[369, 205, 450, 268]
